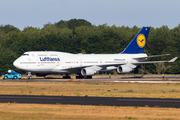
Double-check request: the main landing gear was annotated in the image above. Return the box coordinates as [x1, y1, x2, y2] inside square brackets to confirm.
[76, 75, 84, 79]
[62, 74, 92, 79]
[75, 75, 92, 79]
[62, 74, 71, 79]
[85, 76, 92, 79]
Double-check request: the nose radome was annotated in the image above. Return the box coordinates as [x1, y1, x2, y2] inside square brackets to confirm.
[13, 59, 19, 68]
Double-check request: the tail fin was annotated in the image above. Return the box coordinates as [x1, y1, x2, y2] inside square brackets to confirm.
[121, 27, 150, 54]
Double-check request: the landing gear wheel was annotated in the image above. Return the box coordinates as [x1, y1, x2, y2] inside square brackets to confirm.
[84, 76, 92, 79]
[63, 76, 71, 79]
[76, 76, 84, 79]
[87, 76, 92, 79]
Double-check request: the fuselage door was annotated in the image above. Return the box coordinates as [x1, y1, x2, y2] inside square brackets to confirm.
[99, 59, 102, 64]
[79, 59, 83, 66]
[57, 61, 60, 66]
[37, 56, 41, 66]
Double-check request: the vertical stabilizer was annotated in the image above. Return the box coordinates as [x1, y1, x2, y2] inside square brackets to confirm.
[121, 27, 150, 54]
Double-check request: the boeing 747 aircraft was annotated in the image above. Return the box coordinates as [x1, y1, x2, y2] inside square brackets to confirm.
[13, 27, 177, 79]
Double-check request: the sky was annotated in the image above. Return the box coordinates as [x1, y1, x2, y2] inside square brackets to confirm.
[0, 0, 180, 30]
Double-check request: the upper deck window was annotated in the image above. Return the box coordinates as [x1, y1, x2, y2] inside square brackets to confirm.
[38, 54, 47, 56]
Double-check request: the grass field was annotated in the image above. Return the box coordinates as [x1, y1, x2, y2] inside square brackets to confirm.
[1, 78, 180, 119]
[0, 103, 180, 120]
[1, 81, 180, 98]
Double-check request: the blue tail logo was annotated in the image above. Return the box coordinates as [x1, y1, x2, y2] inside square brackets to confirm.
[122, 27, 150, 54]
[137, 34, 146, 48]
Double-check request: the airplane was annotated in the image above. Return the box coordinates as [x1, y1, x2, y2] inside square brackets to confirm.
[13, 27, 178, 79]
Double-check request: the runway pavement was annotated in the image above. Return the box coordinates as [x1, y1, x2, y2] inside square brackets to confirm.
[0, 95, 180, 108]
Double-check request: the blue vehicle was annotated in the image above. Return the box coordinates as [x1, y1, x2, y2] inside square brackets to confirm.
[2, 70, 22, 79]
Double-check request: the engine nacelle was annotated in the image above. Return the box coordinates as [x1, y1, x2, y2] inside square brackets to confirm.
[81, 68, 95, 76]
[117, 65, 133, 73]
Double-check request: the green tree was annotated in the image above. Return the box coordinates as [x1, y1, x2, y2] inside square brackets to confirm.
[154, 63, 171, 74]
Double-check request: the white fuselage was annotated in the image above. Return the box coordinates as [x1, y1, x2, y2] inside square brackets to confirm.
[13, 51, 147, 75]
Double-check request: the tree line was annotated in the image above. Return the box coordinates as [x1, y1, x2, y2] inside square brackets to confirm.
[0, 19, 179, 75]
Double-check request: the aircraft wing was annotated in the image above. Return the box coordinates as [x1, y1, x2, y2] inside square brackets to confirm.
[57, 65, 91, 70]
[98, 62, 126, 67]
[132, 57, 178, 65]
[57, 62, 126, 70]
[52, 61, 126, 73]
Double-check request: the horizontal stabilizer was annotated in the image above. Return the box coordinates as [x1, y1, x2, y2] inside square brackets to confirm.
[133, 54, 170, 60]
[132, 57, 178, 65]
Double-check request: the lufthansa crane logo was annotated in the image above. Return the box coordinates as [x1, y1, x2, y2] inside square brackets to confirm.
[137, 34, 146, 48]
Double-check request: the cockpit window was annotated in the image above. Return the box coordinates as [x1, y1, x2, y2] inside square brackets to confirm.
[22, 54, 29, 56]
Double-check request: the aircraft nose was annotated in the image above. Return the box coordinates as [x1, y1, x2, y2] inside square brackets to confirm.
[13, 59, 20, 68]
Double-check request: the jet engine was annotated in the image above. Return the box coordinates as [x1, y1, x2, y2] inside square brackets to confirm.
[117, 65, 133, 73]
[81, 68, 95, 76]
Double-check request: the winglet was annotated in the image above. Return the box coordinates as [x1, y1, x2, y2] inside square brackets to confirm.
[168, 57, 178, 62]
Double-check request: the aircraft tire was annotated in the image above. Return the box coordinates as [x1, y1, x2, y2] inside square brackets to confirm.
[85, 76, 92, 79]
[76, 76, 84, 79]
[63, 76, 71, 79]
